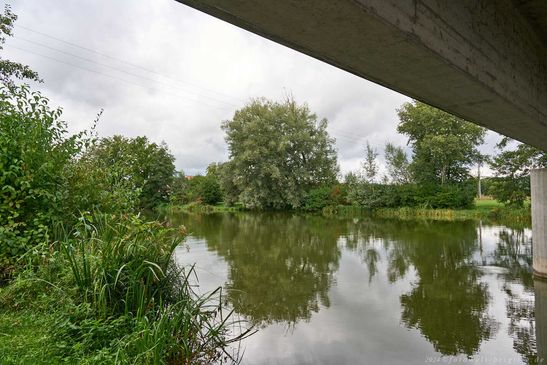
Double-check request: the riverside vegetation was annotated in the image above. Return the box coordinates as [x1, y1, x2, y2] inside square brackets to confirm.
[0, 84, 253, 364]
[0, 6, 251, 364]
[167, 99, 545, 226]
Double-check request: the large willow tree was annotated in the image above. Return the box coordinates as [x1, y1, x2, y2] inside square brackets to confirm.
[221, 97, 338, 209]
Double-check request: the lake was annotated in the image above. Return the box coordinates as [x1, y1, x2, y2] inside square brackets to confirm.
[170, 212, 542, 365]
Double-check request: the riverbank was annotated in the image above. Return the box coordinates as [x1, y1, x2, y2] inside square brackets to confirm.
[162, 199, 531, 227]
[0, 213, 251, 365]
[372, 199, 530, 223]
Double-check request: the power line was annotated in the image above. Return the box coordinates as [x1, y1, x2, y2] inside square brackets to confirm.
[5, 44, 235, 112]
[12, 35, 241, 108]
[11, 26, 382, 145]
[16, 24, 246, 104]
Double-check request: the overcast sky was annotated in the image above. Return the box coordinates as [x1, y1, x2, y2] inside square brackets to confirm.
[4, 0, 501, 176]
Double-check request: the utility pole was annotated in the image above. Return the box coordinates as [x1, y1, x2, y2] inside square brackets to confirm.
[477, 162, 482, 199]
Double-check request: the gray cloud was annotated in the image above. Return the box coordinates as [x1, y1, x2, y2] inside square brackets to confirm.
[4, 0, 501, 176]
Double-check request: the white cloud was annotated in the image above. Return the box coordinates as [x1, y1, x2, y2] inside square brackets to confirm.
[3, 0, 501, 176]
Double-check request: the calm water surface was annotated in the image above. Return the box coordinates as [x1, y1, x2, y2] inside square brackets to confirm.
[170, 212, 544, 365]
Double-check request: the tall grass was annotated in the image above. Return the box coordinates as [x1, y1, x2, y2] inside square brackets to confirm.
[60, 214, 180, 319]
[42, 212, 254, 364]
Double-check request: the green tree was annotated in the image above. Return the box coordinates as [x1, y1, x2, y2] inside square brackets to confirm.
[201, 164, 223, 205]
[82, 135, 175, 209]
[218, 161, 240, 206]
[221, 97, 338, 209]
[397, 101, 486, 185]
[489, 137, 547, 206]
[384, 142, 411, 184]
[169, 171, 187, 205]
[0, 5, 41, 86]
[170, 165, 223, 206]
[362, 141, 378, 183]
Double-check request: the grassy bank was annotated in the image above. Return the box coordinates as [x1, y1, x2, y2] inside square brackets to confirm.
[158, 202, 244, 215]
[160, 199, 531, 228]
[369, 199, 531, 226]
[0, 213, 252, 364]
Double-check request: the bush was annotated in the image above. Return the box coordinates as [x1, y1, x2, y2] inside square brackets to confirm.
[200, 175, 223, 205]
[170, 174, 223, 206]
[0, 83, 254, 363]
[0, 85, 89, 280]
[80, 136, 175, 209]
[489, 176, 530, 207]
[302, 184, 348, 212]
[302, 186, 332, 212]
[1, 213, 253, 364]
[347, 181, 475, 210]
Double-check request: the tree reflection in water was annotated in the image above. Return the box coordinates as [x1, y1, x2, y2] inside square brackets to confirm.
[344, 218, 497, 356]
[173, 212, 538, 361]
[179, 213, 342, 327]
[489, 228, 537, 364]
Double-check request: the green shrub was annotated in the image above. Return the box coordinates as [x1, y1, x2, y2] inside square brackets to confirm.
[347, 181, 475, 210]
[22, 213, 253, 364]
[489, 176, 530, 207]
[0, 85, 89, 280]
[200, 175, 223, 205]
[171, 174, 223, 206]
[79, 136, 175, 210]
[302, 184, 348, 212]
[302, 186, 332, 212]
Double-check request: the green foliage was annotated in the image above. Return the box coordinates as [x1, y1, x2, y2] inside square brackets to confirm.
[489, 137, 547, 207]
[81, 135, 175, 209]
[397, 101, 485, 185]
[0, 311, 62, 364]
[53, 213, 251, 364]
[221, 97, 338, 209]
[302, 184, 347, 212]
[1, 213, 252, 364]
[384, 142, 411, 184]
[60, 213, 181, 318]
[488, 176, 530, 208]
[171, 170, 223, 206]
[218, 161, 240, 206]
[362, 142, 378, 183]
[0, 85, 89, 279]
[348, 182, 475, 210]
[200, 175, 222, 205]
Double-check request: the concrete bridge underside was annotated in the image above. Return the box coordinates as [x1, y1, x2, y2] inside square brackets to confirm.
[176, 0, 547, 151]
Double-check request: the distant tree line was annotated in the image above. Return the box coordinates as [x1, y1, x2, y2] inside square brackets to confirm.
[167, 98, 546, 212]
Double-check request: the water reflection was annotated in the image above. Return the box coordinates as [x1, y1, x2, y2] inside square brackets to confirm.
[173, 212, 539, 364]
[535, 279, 547, 364]
[489, 228, 537, 364]
[176, 213, 342, 326]
[344, 219, 497, 356]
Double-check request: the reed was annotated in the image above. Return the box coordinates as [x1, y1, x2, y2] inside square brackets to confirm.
[0, 212, 253, 364]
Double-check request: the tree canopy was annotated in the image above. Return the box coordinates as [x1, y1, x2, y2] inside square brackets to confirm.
[384, 142, 411, 184]
[397, 101, 485, 185]
[488, 137, 547, 206]
[82, 135, 175, 209]
[221, 97, 338, 209]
